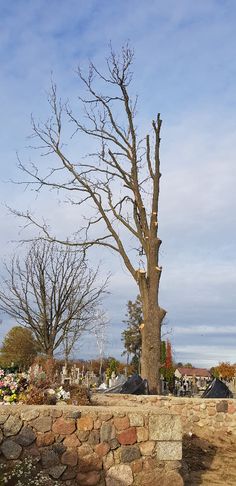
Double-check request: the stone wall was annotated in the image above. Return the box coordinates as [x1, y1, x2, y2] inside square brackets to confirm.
[92, 394, 236, 437]
[0, 405, 183, 485]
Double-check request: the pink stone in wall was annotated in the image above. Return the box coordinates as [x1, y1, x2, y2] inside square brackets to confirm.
[95, 442, 110, 456]
[36, 431, 55, 447]
[228, 404, 236, 414]
[63, 434, 81, 447]
[52, 417, 76, 435]
[117, 427, 137, 445]
[61, 448, 78, 466]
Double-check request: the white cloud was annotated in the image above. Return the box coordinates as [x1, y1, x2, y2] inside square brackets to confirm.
[0, 1, 236, 364]
[175, 325, 236, 335]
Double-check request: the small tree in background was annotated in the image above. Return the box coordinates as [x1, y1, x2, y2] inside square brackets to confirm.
[122, 295, 142, 372]
[0, 240, 107, 358]
[160, 339, 174, 386]
[0, 326, 39, 370]
[216, 362, 235, 380]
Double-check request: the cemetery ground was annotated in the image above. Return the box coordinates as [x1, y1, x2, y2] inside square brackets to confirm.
[182, 432, 236, 485]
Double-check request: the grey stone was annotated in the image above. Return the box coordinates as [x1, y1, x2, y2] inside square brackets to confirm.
[100, 422, 115, 442]
[88, 430, 100, 445]
[50, 409, 63, 419]
[106, 465, 133, 485]
[21, 444, 40, 461]
[0, 429, 3, 444]
[41, 448, 60, 468]
[21, 409, 40, 421]
[47, 464, 67, 479]
[103, 450, 114, 471]
[32, 416, 52, 433]
[62, 466, 78, 480]
[1, 439, 22, 459]
[3, 415, 22, 437]
[149, 414, 182, 441]
[216, 401, 228, 413]
[128, 413, 144, 427]
[63, 410, 81, 420]
[77, 430, 90, 441]
[121, 445, 141, 463]
[15, 425, 36, 446]
[156, 441, 182, 461]
[52, 442, 66, 454]
[0, 412, 9, 425]
[110, 438, 120, 450]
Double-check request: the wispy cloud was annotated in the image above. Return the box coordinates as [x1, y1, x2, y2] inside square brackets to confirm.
[0, 1, 236, 365]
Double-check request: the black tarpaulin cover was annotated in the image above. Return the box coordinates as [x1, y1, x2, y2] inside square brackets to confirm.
[201, 378, 233, 398]
[120, 374, 149, 395]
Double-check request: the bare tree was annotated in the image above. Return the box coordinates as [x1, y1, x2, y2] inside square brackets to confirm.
[92, 309, 109, 377]
[61, 305, 108, 365]
[0, 241, 107, 357]
[14, 45, 166, 393]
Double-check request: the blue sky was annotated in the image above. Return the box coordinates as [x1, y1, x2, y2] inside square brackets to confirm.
[0, 0, 236, 367]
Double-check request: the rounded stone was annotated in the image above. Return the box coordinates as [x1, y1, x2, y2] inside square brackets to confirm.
[120, 445, 141, 463]
[100, 422, 115, 442]
[114, 416, 130, 431]
[52, 417, 76, 435]
[77, 452, 102, 473]
[77, 416, 93, 431]
[95, 442, 110, 457]
[3, 415, 23, 437]
[36, 431, 55, 447]
[31, 416, 52, 433]
[63, 434, 81, 447]
[15, 425, 36, 446]
[41, 448, 60, 468]
[106, 465, 133, 486]
[47, 465, 67, 479]
[61, 448, 78, 466]
[21, 409, 39, 421]
[0, 412, 10, 425]
[1, 439, 22, 459]
[76, 471, 101, 485]
[117, 427, 137, 445]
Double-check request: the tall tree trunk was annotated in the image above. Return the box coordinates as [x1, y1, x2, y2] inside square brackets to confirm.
[138, 239, 166, 394]
[141, 302, 162, 394]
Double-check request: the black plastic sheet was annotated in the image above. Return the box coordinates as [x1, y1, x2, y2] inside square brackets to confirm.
[201, 378, 233, 398]
[120, 374, 149, 395]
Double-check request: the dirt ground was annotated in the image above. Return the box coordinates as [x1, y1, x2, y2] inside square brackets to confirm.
[181, 432, 236, 485]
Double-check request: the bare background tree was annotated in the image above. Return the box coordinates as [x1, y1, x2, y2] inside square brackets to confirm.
[0, 240, 107, 357]
[13, 45, 166, 393]
[61, 305, 108, 366]
[92, 309, 109, 377]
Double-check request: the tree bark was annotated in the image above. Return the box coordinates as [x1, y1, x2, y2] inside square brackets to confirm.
[141, 302, 162, 394]
[138, 237, 166, 394]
